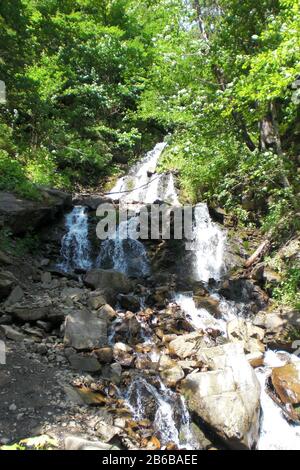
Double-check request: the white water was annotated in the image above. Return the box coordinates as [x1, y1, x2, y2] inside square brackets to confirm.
[126, 376, 196, 449]
[110, 142, 180, 205]
[188, 203, 226, 283]
[257, 351, 300, 450]
[58, 206, 92, 272]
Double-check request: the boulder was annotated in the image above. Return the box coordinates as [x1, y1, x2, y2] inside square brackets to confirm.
[98, 304, 116, 321]
[219, 278, 268, 311]
[193, 295, 221, 318]
[117, 294, 140, 312]
[0, 190, 71, 235]
[4, 285, 24, 307]
[6, 295, 52, 322]
[64, 436, 120, 451]
[0, 325, 24, 342]
[271, 362, 300, 405]
[88, 292, 107, 310]
[160, 363, 185, 387]
[101, 363, 123, 385]
[182, 343, 261, 450]
[227, 318, 265, 354]
[94, 347, 113, 364]
[64, 310, 107, 351]
[94, 410, 120, 443]
[168, 332, 209, 359]
[84, 269, 133, 294]
[113, 342, 134, 367]
[66, 352, 102, 372]
[0, 270, 16, 299]
[0, 250, 12, 266]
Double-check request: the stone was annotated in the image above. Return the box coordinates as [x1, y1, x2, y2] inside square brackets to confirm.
[0, 250, 12, 265]
[0, 271, 15, 299]
[64, 310, 107, 351]
[227, 318, 265, 354]
[94, 410, 120, 442]
[41, 272, 52, 285]
[193, 295, 221, 318]
[88, 292, 107, 310]
[160, 362, 185, 387]
[246, 352, 264, 368]
[67, 353, 102, 372]
[0, 325, 24, 342]
[271, 362, 300, 405]
[168, 332, 208, 359]
[113, 342, 134, 367]
[84, 269, 133, 294]
[98, 304, 116, 321]
[64, 436, 120, 451]
[4, 285, 24, 307]
[95, 347, 113, 364]
[182, 343, 261, 450]
[0, 190, 71, 235]
[6, 295, 52, 321]
[102, 363, 122, 385]
[117, 294, 140, 312]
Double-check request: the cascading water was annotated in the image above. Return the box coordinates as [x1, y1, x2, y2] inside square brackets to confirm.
[97, 142, 180, 276]
[58, 206, 93, 272]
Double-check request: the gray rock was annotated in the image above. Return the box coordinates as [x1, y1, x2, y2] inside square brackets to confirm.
[168, 332, 209, 359]
[182, 343, 261, 450]
[117, 294, 140, 312]
[67, 353, 102, 372]
[0, 325, 24, 342]
[88, 292, 107, 310]
[64, 436, 120, 451]
[64, 309, 107, 351]
[84, 269, 133, 294]
[4, 285, 24, 306]
[6, 295, 52, 322]
[102, 363, 122, 385]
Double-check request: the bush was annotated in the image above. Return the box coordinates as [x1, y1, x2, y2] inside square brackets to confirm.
[0, 150, 40, 199]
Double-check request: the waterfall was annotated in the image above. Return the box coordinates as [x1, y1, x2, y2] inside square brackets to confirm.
[98, 142, 179, 276]
[58, 206, 92, 272]
[188, 203, 226, 283]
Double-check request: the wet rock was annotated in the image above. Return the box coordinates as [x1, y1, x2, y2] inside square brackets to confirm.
[227, 318, 265, 354]
[219, 278, 268, 311]
[271, 362, 300, 405]
[6, 295, 52, 322]
[113, 342, 134, 367]
[67, 352, 102, 372]
[95, 347, 113, 364]
[193, 295, 221, 318]
[84, 269, 133, 294]
[64, 436, 120, 451]
[168, 332, 209, 359]
[0, 325, 24, 342]
[182, 343, 261, 450]
[246, 352, 264, 368]
[159, 357, 185, 387]
[117, 294, 140, 312]
[64, 309, 107, 351]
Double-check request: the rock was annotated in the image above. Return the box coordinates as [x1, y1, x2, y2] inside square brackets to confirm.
[227, 318, 265, 354]
[188, 422, 212, 450]
[102, 363, 123, 385]
[67, 352, 102, 372]
[271, 362, 300, 405]
[95, 347, 113, 364]
[64, 310, 107, 351]
[219, 278, 268, 311]
[4, 285, 24, 306]
[6, 295, 52, 322]
[88, 292, 107, 310]
[0, 325, 24, 342]
[263, 268, 282, 286]
[41, 271, 52, 285]
[168, 332, 209, 359]
[0, 190, 71, 235]
[0, 250, 12, 265]
[193, 295, 221, 318]
[98, 304, 116, 321]
[117, 294, 140, 312]
[84, 269, 133, 294]
[182, 343, 261, 450]
[61, 287, 85, 302]
[160, 362, 185, 387]
[0, 271, 15, 299]
[94, 410, 120, 442]
[64, 436, 120, 451]
[113, 342, 134, 366]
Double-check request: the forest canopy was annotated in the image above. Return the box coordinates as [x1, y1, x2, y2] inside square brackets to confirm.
[0, 0, 299, 234]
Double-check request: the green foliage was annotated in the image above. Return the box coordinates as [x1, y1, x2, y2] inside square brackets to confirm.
[273, 264, 300, 311]
[0, 150, 40, 199]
